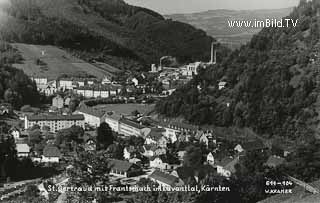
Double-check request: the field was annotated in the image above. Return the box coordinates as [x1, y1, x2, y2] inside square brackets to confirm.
[94, 103, 155, 116]
[11, 43, 121, 80]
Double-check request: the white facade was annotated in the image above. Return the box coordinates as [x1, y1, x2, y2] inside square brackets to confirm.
[207, 152, 215, 165]
[41, 156, 59, 163]
[150, 158, 171, 170]
[76, 112, 102, 127]
[59, 80, 74, 90]
[25, 115, 85, 132]
[105, 116, 120, 132]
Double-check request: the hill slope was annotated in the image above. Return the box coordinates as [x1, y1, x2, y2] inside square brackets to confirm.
[167, 8, 293, 48]
[156, 0, 320, 141]
[0, 0, 215, 71]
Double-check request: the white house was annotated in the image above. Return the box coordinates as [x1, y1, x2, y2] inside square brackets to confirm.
[16, 143, 30, 157]
[132, 78, 139, 86]
[150, 156, 173, 170]
[9, 127, 20, 139]
[207, 152, 215, 165]
[234, 144, 244, 153]
[218, 81, 227, 90]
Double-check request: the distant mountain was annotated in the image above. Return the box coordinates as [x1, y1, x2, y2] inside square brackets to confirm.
[0, 0, 215, 72]
[167, 8, 293, 48]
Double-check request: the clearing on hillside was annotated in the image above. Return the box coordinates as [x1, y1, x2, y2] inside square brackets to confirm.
[11, 43, 121, 80]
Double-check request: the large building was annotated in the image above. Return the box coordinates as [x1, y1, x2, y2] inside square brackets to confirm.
[76, 105, 106, 128]
[118, 118, 149, 137]
[25, 114, 85, 132]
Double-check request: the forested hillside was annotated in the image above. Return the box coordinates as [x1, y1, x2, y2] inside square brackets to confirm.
[0, 0, 214, 71]
[157, 0, 320, 141]
[0, 42, 40, 108]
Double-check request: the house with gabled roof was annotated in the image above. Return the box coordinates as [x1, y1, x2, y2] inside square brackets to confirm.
[42, 145, 61, 163]
[234, 140, 267, 153]
[264, 156, 285, 168]
[107, 159, 142, 178]
[216, 156, 239, 177]
[16, 143, 30, 157]
[207, 152, 215, 165]
[149, 170, 183, 188]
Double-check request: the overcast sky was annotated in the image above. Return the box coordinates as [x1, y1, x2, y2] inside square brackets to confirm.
[125, 0, 300, 14]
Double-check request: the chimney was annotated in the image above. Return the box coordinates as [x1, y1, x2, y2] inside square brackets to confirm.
[210, 42, 214, 64]
[210, 42, 217, 64]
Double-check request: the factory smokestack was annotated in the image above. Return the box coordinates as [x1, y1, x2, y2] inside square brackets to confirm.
[210, 42, 217, 64]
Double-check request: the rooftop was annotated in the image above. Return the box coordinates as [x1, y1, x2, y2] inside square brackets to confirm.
[27, 114, 84, 121]
[78, 105, 106, 118]
[119, 118, 146, 130]
[16, 143, 30, 153]
[265, 156, 285, 168]
[43, 145, 61, 157]
[149, 170, 179, 187]
[107, 159, 137, 172]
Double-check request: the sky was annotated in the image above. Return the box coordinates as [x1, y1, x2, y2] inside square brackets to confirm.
[125, 0, 300, 14]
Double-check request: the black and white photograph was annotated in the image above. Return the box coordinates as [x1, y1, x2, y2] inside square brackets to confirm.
[0, 0, 319, 202]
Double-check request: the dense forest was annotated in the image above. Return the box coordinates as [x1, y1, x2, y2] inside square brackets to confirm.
[0, 0, 215, 71]
[0, 42, 40, 108]
[156, 0, 320, 141]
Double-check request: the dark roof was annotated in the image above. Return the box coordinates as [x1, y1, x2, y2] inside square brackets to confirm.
[78, 105, 105, 118]
[119, 118, 146, 130]
[241, 140, 266, 151]
[265, 156, 285, 168]
[148, 128, 165, 141]
[160, 121, 198, 132]
[27, 114, 84, 121]
[43, 145, 61, 157]
[149, 170, 179, 186]
[107, 159, 137, 172]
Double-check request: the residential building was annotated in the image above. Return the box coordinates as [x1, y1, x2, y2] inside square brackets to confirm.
[52, 95, 64, 109]
[9, 127, 20, 139]
[16, 143, 30, 157]
[132, 78, 139, 86]
[264, 156, 285, 168]
[218, 81, 227, 90]
[107, 159, 142, 178]
[25, 114, 85, 132]
[216, 157, 239, 178]
[159, 121, 198, 142]
[207, 152, 215, 165]
[149, 170, 183, 188]
[149, 155, 177, 170]
[42, 145, 61, 163]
